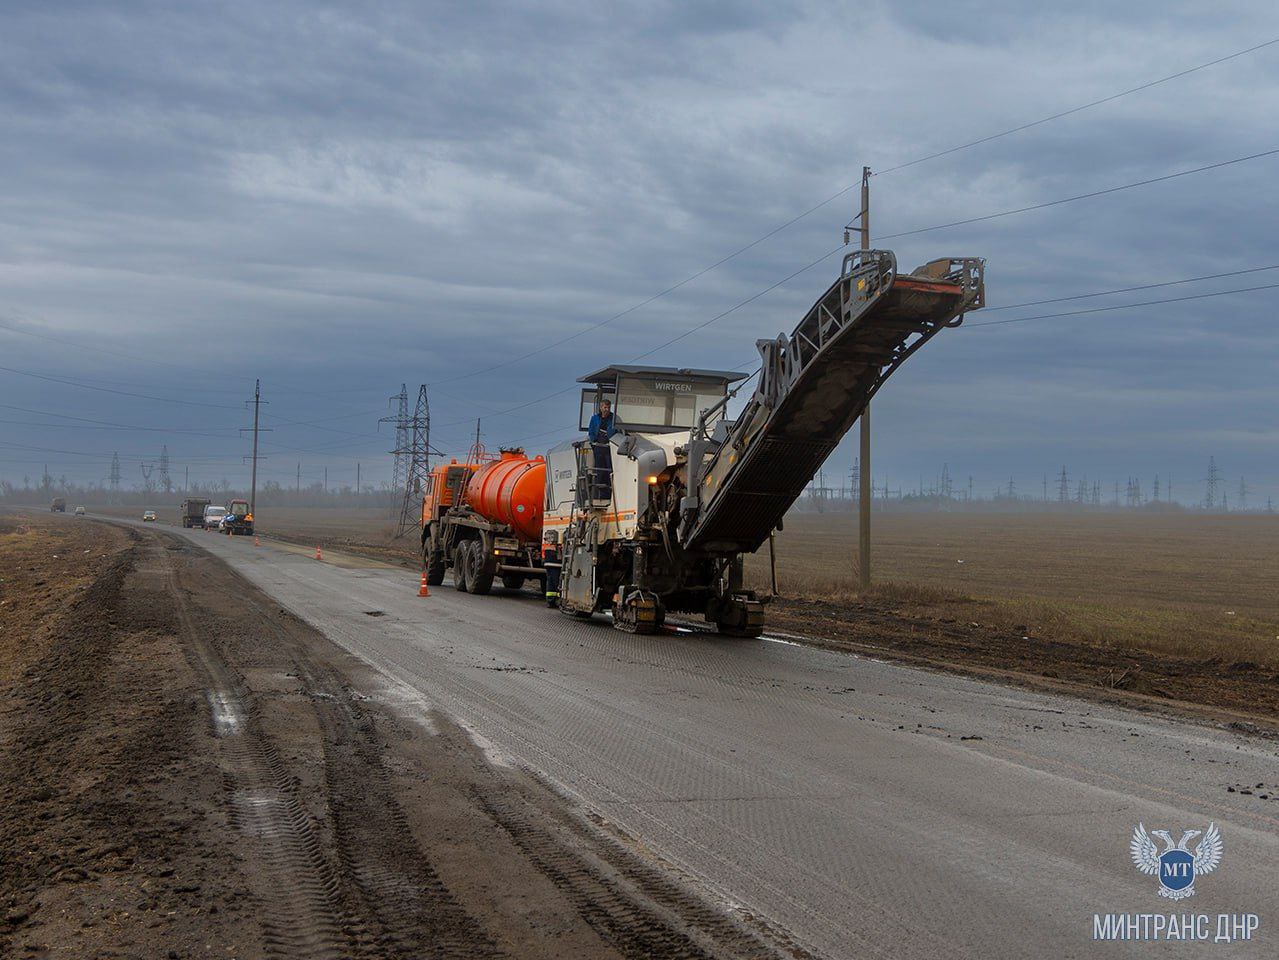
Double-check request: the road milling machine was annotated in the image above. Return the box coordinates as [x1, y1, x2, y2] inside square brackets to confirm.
[540, 248, 985, 636]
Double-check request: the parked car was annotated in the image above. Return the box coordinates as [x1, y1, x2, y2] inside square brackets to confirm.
[203, 505, 227, 530]
[142, 509, 157, 522]
[74, 506, 86, 516]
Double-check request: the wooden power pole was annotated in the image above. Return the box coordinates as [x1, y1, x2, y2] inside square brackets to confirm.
[857, 166, 872, 592]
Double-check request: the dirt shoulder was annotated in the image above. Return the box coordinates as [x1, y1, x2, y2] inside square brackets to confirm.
[0, 513, 794, 960]
[764, 595, 1279, 735]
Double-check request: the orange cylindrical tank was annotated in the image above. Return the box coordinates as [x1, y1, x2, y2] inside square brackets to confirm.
[464, 450, 546, 542]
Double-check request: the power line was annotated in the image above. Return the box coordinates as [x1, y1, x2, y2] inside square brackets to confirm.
[0, 364, 242, 409]
[874, 37, 1279, 176]
[874, 148, 1279, 243]
[415, 37, 1278, 390]
[965, 281, 1279, 328]
[438, 147, 1279, 431]
[979, 262, 1279, 312]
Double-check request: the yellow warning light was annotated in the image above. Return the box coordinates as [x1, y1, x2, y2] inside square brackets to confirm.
[646, 475, 659, 484]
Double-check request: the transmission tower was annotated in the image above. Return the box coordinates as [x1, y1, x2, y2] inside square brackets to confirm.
[1152, 475, 1160, 502]
[1204, 457, 1220, 510]
[940, 463, 952, 500]
[1075, 478, 1086, 504]
[388, 385, 435, 538]
[380, 384, 410, 524]
[1057, 466, 1069, 504]
[140, 462, 155, 494]
[1006, 475, 1015, 499]
[109, 452, 121, 503]
[159, 445, 172, 493]
[1238, 477, 1248, 512]
[1092, 480, 1101, 506]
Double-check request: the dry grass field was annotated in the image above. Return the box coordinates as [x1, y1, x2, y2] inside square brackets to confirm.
[745, 511, 1279, 669]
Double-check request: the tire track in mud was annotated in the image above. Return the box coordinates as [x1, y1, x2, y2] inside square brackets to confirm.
[142, 526, 806, 959]
[154, 539, 366, 959]
[476, 788, 795, 960]
[180, 543, 505, 959]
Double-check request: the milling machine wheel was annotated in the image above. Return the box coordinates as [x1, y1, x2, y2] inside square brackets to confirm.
[715, 595, 765, 639]
[613, 590, 662, 635]
[501, 573, 526, 591]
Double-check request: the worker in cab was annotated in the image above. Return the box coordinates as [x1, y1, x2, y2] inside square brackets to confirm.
[586, 398, 616, 500]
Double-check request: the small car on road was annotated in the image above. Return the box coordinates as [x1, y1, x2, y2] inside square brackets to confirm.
[142, 510, 157, 522]
[75, 506, 86, 516]
[203, 505, 227, 530]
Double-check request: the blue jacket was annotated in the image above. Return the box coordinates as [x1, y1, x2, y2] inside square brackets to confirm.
[587, 412, 616, 444]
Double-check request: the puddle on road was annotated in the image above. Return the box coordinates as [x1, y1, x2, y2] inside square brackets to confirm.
[207, 689, 244, 736]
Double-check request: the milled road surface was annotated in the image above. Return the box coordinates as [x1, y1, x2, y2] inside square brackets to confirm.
[123, 519, 1279, 959]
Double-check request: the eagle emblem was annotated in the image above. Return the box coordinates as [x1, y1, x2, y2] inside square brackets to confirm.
[1130, 822, 1223, 900]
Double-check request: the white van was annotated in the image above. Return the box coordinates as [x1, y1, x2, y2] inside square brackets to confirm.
[203, 505, 227, 530]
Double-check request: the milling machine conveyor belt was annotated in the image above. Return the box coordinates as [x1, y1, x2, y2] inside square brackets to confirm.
[680, 249, 984, 555]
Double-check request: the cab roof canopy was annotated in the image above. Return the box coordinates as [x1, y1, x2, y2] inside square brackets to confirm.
[577, 365, 749, 385]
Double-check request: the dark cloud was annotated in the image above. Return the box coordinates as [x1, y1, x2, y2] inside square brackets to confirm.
[0, 1, 1275, 502]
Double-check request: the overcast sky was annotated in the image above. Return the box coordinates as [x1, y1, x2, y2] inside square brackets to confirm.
[1, 1, 1276, 505]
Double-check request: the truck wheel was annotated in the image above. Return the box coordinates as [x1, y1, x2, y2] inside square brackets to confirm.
[468, 542, 495, 595]
[453, 543, 471, 592]
[500, 573, 525, 591]
[424, 548, 446, 586]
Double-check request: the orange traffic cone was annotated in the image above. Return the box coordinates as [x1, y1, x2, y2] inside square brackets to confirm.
[315, 545, 323, 561]
[418, 571, 430, 597]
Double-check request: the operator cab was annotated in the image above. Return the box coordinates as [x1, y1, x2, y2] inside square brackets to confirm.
[576, 365, 748, 435]
[567, 365, 748, 510]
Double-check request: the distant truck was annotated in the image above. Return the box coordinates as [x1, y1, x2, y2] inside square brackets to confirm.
[180, 497, 211, 528]
[221, 499, 254, 536]
[50, 498, 66, 513]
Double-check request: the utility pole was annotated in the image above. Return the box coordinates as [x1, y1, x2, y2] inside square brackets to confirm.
[109, 452, 121, 503]
[241, 380, 267, 519]
[357, 462, 361, 496]
[324, 466, 328, 493]
[296, 462, 301, 495]
[857, 165, 872, 591]
[184, 464, 189, 493]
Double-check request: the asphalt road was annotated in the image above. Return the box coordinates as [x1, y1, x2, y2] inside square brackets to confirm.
[120, 519, 1279, 959]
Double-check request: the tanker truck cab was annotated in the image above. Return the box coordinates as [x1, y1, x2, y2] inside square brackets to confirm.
[545, 365, 746, 630]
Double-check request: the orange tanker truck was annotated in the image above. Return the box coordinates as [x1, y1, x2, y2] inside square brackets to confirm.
[420, 449, 547, 595]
